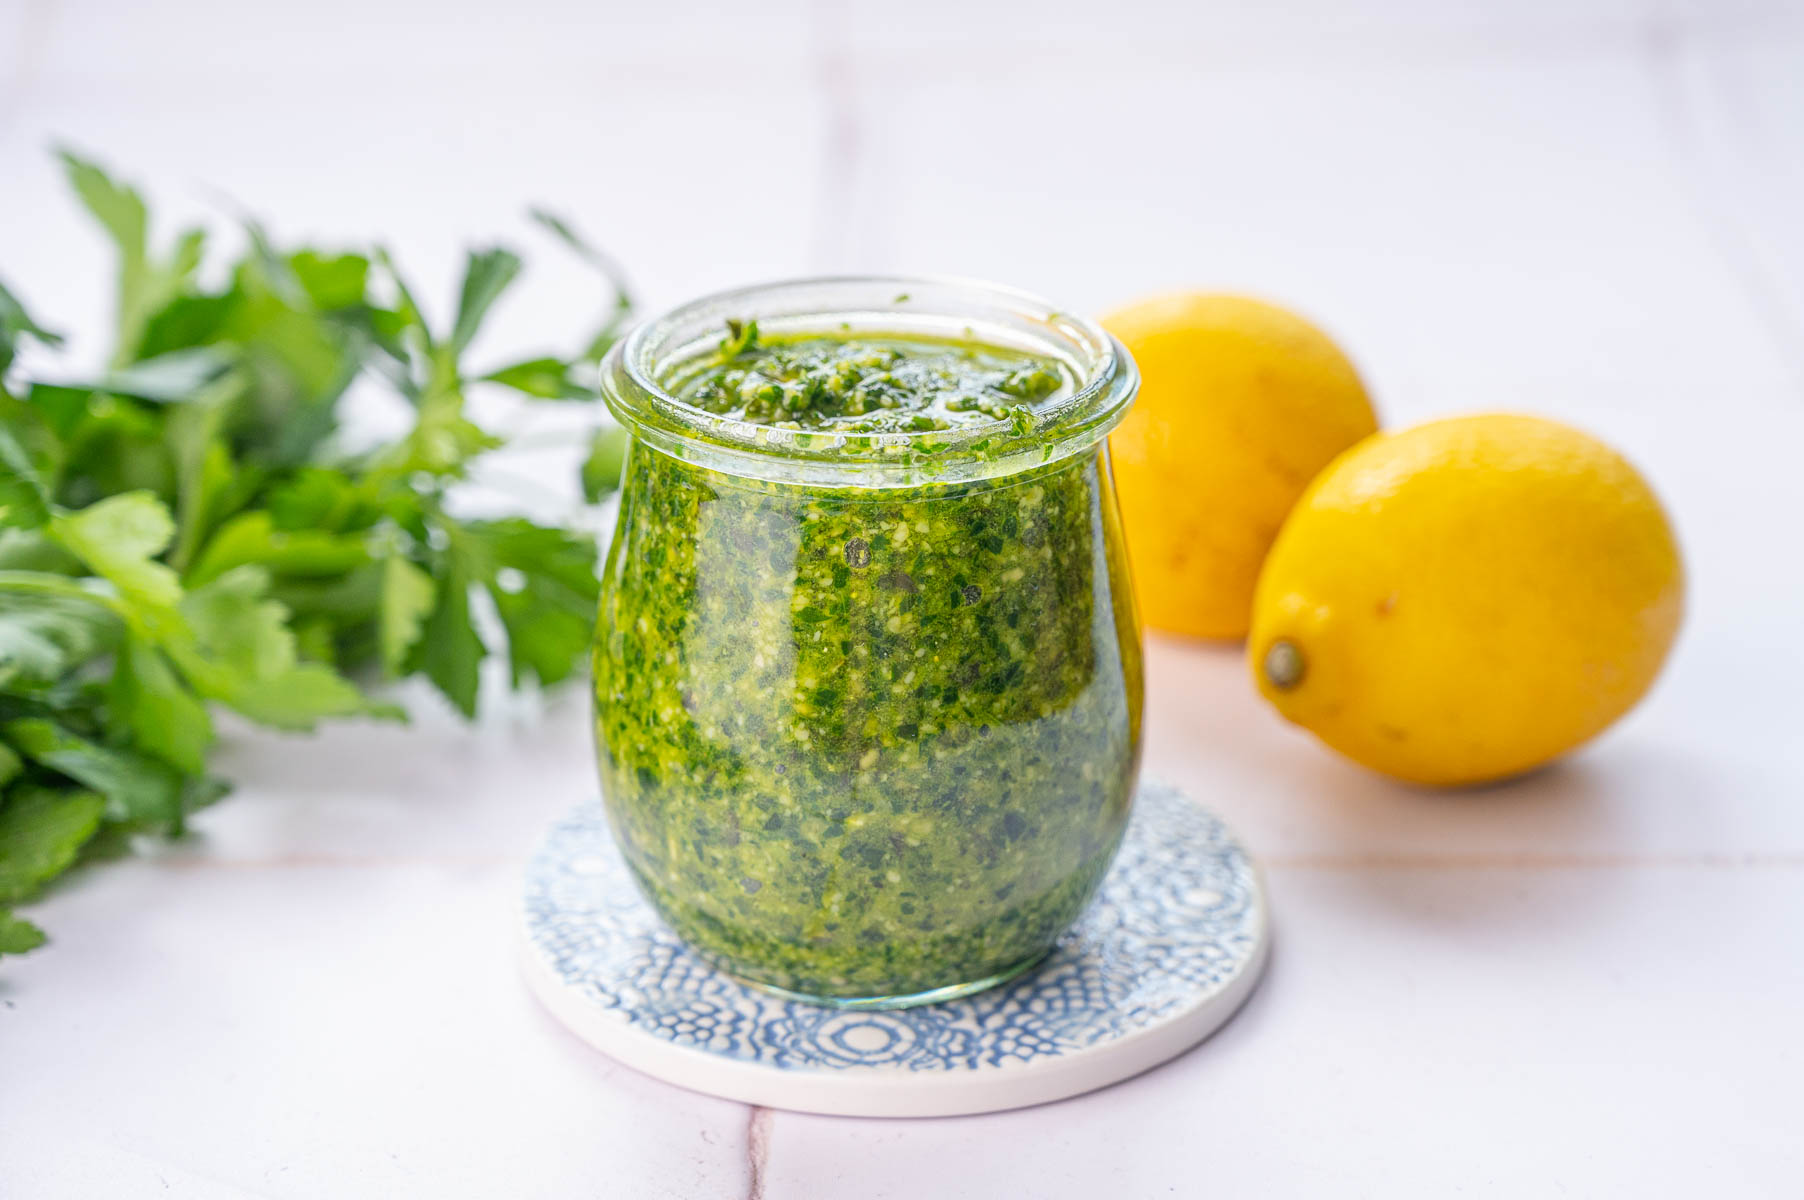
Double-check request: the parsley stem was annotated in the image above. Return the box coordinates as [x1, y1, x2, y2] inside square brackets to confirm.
[0, 571, 131, 617]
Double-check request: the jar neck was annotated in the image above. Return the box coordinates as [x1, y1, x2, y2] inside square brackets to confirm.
[599, 276, 1138, 490]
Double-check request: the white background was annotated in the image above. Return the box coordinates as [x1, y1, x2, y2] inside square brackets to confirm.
[3, 0, 1802, 1195]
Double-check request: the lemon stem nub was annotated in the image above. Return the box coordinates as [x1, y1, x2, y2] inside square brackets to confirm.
[1263, 640, 1306, 691]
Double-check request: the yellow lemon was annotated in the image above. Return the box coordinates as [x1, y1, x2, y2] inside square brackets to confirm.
[1104, 293, 1377, 639]
[1250, 414, 1684, 787]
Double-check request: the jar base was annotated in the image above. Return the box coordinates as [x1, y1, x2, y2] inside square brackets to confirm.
[525, 780, 1270, 1115]
[723, 949, 1053, 1011]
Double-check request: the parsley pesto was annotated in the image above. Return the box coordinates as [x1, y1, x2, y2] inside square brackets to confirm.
[595, 283, 1142, 1005]
[667, 321, 1067, 434]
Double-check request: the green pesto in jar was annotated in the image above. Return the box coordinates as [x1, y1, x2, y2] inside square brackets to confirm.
[666, 320, 1069, 434]
[594, 325, 1142, 1001]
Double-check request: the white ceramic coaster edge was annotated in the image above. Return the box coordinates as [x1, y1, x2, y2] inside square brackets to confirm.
[519, 781, 1272, 1118]
[521, 889, 1270, 1118]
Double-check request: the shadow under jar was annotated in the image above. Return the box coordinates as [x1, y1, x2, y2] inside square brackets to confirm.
[593, 277, 1143, 1008]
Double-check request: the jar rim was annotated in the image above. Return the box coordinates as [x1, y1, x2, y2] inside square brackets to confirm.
[599, 275, 1138, 488]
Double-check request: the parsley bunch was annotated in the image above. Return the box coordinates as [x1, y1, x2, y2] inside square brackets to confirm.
[0, 152, 633, 956]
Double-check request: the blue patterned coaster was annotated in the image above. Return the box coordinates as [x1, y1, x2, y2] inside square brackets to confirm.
[520, 780, 1269, 1117]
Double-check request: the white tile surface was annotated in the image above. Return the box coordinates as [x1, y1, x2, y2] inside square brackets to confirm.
[2, 856, 751, 1199]
[761, 868, 1804, 1197]
[3, 1, 1802, 1196]
[0, 0, 826, 363]
[834, 47, 1797, 415]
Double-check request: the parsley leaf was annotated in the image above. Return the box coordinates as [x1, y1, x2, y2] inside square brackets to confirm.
[50, 492, 183, 612]
[482, 356, 590, 400]
[58, 149, 206, 366]
[0, 279, 65, 374]
[0, 785, 106, 904]
[0, 910, 47, 954]
[0, 149, 632, 957]
[378, 553, 435, 677]
[110, 635, 212, 775]
[417, 538, 487, 717]
[581, 424, 630, 502]
[473, 519, 599, 688]
[0, 425, 54, 532]
[3, 720, 183, 830]
[174, 565, 391, 729]
[450, 248, 524, 355]
[0, 591, 119, 686]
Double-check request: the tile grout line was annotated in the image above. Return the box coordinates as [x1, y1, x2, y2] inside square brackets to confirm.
[743, 1105, 772, 1200]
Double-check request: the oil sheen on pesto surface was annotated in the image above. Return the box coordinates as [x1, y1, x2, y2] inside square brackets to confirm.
[594, 325, 1143, 1000]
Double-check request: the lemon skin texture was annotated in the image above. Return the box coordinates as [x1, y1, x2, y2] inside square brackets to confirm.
[1250, 413, 1685, 787]
[1104, 293, 1378, 640]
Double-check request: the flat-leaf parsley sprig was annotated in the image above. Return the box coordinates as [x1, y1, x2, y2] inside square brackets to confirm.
[0, 151, 634, 956]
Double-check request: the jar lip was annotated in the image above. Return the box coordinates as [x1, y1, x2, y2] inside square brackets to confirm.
[600, 274, 1138, 489]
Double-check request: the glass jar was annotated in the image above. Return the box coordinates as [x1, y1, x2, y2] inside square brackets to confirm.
[593, 277, 1143, 1008]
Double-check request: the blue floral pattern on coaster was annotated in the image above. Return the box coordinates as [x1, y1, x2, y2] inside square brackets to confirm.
[523, 780, 1264, 1074]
